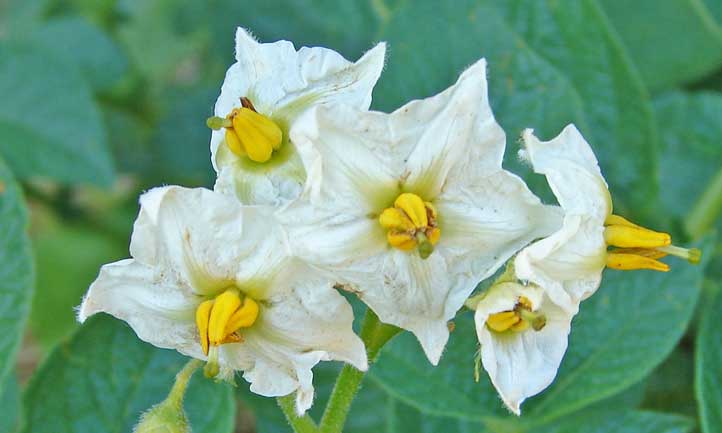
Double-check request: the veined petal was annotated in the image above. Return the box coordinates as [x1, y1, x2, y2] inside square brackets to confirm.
[221, 262, 366, 415]
[401, 59, 506, 199]
[520, 125, 611, 220]
[78, 259, 203, 359]
[515, 214, 606, 313]
[290, 105, 401, 211]
[437, 170, 563, 282]
[475, 283, 572, 415]
[129, 186, 288, 297]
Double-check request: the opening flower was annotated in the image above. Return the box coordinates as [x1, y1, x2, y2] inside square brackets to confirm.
[279, 59, 560, 365]
[472, 281, 572, 415]
[208, 27, 386, 206]
[515, 125, 700, 312]
[78, 186, 367, 415]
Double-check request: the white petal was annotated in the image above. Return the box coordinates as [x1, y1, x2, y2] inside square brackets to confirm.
[474, 283, 572, 415]
[221, 262, 366, 414]
[211, 27, 386, 199]
[130, 186, 288, 297]
[515, 214, 606, 312]
[78, 259, 203, 360]
[437, 170, 563, 281]
[290, 105, 401, 211]
[520, 125, 611, 220]
[401, 59, 506, 198]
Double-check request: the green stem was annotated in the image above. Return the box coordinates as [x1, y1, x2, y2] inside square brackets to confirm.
[277, 394, 319, 433]
[167, 359, 202, 408]
[685, 166, 722, 240]
[318, 309, 401, 433]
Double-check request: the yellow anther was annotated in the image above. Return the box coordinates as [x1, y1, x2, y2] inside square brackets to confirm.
[230, 108, 282, 162]
[603, 213, 700, 272]
[604, 225, 671, 249]
[387, 232, 417, 250]
[380, 193, 440, 258]
[606, 252, 670, 272]
[394, 193, 428, 228]
[224, 297, 260, 335]
[195, 289, 259, 362]
[486, 311, 521, 332]
[225, 128, 245, 157]
[379, 208, 416, 232]
[485, 296, 546, 333]
[195, 300, 214, 356]
[605, 214, 643, 229]
[208, 289, 242, 345]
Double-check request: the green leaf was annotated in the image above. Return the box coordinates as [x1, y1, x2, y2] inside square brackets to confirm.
[696, 286, 722, 433]
[641, 348, 696, 417]
[370, 253, 706, 423]
[0, 42, 114, 186]
[528, 410, 694, 433]
[600, 0, 722, 91]
[30, 223, 127, 349]
[28, 16, 128, 91]
[653, 91, 722, 235]
[374, 0, 658, 220]
[0, 158, 33, 390]
[0, 373, 22, 433]
[23, 315, 235, 433]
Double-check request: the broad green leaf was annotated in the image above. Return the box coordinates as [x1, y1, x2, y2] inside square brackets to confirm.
[30, 222, 126, 349]
[29, 16, 128, 91]
[23, 315, 235, 433]
[703, 0, 722, 25]
[150, 86, 217, 187]
[0, 157, 33, 390]
[0, 42, 114, 186]
[641, 348, 696, 417]
[370, 253, 706, 423]
[528, 410, 694, 433]
[0, 373, 21, 433]
[600, 0, 722, 91]
[696, 286, 722, 433]
[653, 91, 722, 236]
[374, 0, 658, 220]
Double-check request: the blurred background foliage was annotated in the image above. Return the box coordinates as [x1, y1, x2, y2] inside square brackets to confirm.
[0, 0, 721, 432]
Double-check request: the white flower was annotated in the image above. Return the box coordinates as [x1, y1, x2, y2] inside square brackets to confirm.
[279, 59, 561, 365]
[209, 27, 386, 206]
[78, 186, 366, 415]
[515, 125, 700, 313]
[473, 281, 572, 415]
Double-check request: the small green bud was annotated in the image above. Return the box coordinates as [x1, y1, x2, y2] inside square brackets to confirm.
[133, 399, 190, 433]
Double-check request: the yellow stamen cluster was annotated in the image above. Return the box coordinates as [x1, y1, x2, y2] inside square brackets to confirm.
[379, 193, 441, 259]
[604, 214, 701, 272]
[195, 288, 259, 377]
[486, 296, 546, 333]
[207, 97, 282, 163]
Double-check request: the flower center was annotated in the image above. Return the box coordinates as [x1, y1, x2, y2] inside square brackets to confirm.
[603, 214, 700, 272]
[207, 97, 282, 163]
[379, 192, 441, 259]
[195, 288, 259, 377]
[486, 296, 546, 333]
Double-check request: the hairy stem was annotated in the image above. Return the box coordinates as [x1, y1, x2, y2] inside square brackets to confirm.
[318, 309, 401, 433]
[277, 394, 319, 433]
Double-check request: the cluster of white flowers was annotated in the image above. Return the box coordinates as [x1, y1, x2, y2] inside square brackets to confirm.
[79, 28, 700, 416]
